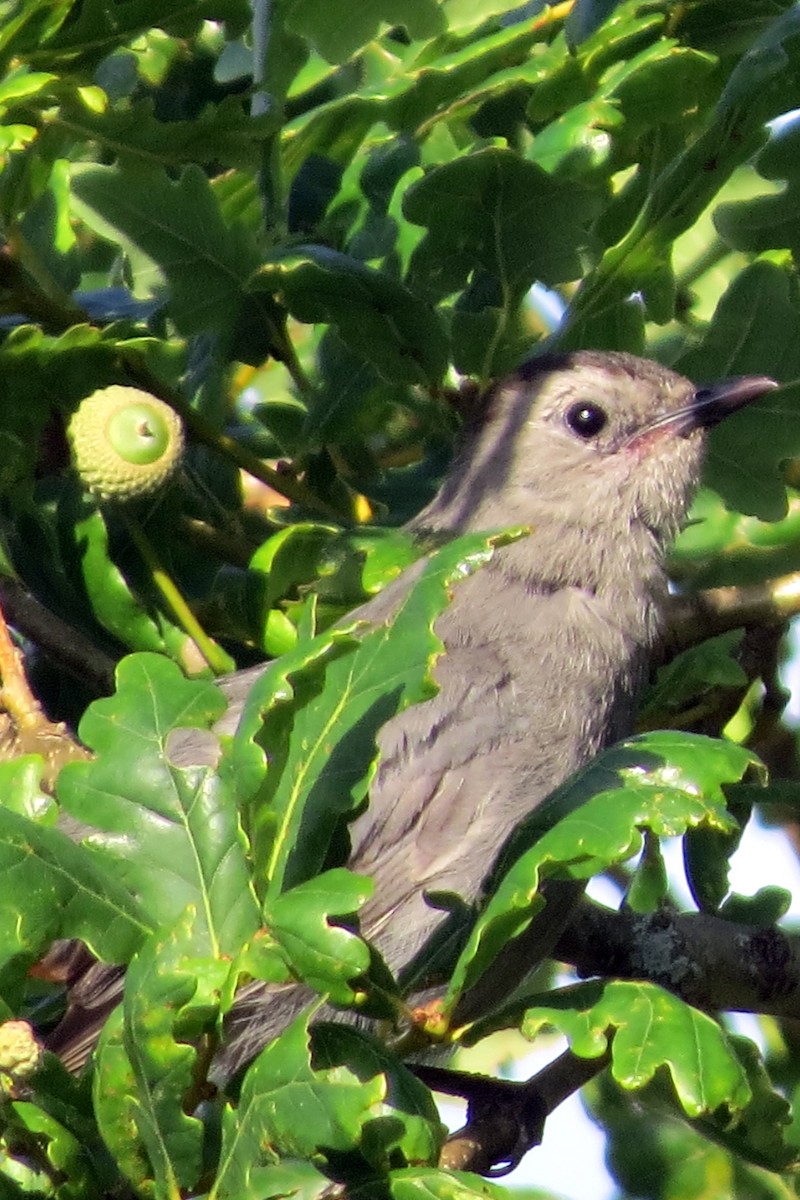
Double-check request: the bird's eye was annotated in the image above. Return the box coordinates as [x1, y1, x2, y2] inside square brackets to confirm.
[564, 401, 608, 439]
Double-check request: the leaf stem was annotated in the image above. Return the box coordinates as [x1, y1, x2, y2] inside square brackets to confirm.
[121, 354, 343, 520]
[6, 224, 87, 323]
[123, 513, 231, 674]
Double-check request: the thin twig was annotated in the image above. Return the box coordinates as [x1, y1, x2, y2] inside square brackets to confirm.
[667, 572, 800, 647]
[0, 577, 116, 694]
[414, 1047, 610, 1175]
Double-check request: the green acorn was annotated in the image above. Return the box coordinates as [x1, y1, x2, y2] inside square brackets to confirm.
[68, 385, 184, 501]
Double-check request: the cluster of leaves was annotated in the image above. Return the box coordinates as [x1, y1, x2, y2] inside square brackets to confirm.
[1, 0, 800, 1197]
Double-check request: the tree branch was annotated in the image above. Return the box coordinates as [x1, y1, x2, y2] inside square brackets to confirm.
[0, 577, 116, 695]
[421, 893, 800, 1176]
[415, 1047, 610, 1176]
[666, 571, 800, 647]
[555, 897, 800, 1018]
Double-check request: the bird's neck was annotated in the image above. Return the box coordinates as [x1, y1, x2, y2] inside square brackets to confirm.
[417, 483, 668, 602]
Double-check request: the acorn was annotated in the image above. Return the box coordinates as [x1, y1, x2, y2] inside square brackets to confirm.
[68, 385, 184, 501]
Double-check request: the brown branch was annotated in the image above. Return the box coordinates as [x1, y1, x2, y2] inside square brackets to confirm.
[0, 577, 116, 695]
[422, 893, 800, 1176]
[0, 581, 94, 786]
[666, 571, 800, 648]
[555, 898, 800, 1018]
[415, 1048, 610, 1176]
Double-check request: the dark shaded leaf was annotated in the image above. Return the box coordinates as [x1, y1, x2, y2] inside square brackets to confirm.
[251, 245, 448, 384]
[71, 164, 261, 338]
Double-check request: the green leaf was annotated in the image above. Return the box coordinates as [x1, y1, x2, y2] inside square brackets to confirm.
[1, 1098, 90, 1196]
[407, 146, 599, 294]
[387, 20, 558, 136]
[215, 1011, 441, 1193]
[226, 627, 361, 896]
[57, 653, 261, 953]
[70, 164, 261, 337]
[0, 806, 148, 998]
[92, 915, 235, 1194]
[353, 529, 420, 596]
[524, 987, 797, 1175]
[92, 1008, 152, 1195]
[263, 869, 373, 1003]
[674, 1, 800, 58]
[682, 755, 756, 918]
[10, 476, 217, 674]
[673, 488, 800, 590]
[311, 1023, 444, 1165]
[691, 1034, 797, 1173]
[2, 1047, 128, 1193]
[523, 980, 751, 1119]
[594, 42, 717, 140]
[71, 501, 213, 662]
[566, 0, 627, 47]
[0, 65, 56, 107]
[527, 97, 621, 179]
[118, 914, 215, 1196]
[587, 1058, 790, 1199]
[54, 95, 279, 171]
[251, 524, 421, 611]
[250, 245, 448, 384]
[0, 757, 55, 822]
[27, 0, 250, 70]
[404, 147, 599, 374]
[212, 1159, 328, 1200]
[0, 326, 116, 496]
[675, 261, 800, 521]
[715, 123, 800, 257]
[387, 1167, 511, 1200]
[718, 5, 800, 118]
[641, 631, 747, 720]
[683, 823, 746, 915]
[719, 887, 791, 925]
[565, 6, 800, 339]
[284, 95, 380, 184]
[624, 831, 668, 913]
[284, 0, 445, 64]
[0, 1, 73, 72]
[446, 733, 763, 1013]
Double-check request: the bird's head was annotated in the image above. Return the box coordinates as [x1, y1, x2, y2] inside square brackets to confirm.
[426, 351, 777, 550]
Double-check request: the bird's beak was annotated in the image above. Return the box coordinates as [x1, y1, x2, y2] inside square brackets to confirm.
[691, 375, 778, 428]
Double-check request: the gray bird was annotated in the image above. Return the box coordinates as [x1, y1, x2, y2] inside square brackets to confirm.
[45, 350, 776, 1075]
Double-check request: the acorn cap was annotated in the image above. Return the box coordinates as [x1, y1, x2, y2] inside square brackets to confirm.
[68, 385, 184, 501]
